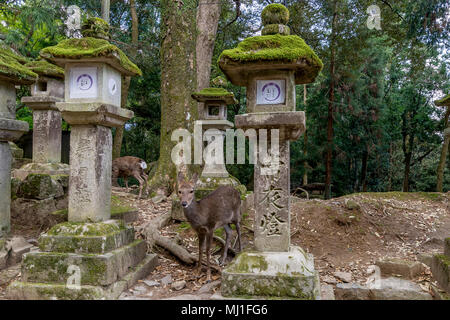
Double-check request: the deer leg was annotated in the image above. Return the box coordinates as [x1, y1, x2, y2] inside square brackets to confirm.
[133, 173, 145, 199]
[205, 232, 213, 282]
[220, 225, 232, 266]
[142, 173, 149, 196]
[124, 177, 129, 191]
[197, 233, 205, 275]
[235, 221, 242, 252]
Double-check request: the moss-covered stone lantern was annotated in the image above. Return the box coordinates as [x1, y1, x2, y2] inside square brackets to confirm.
[6, 18, 157, 300]
[218, 4, 323, 300]
[15, 60, 69, 180]
[0, 44, 37, 261]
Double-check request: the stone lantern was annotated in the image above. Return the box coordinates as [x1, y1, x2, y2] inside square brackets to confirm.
[0, 44, 37, 262]
[14, 59, 69, 180]
[7, 18, 157, 299]
[218, 4, 323, 299]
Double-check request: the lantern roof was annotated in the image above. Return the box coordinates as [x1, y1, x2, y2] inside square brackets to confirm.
[191, 87, 237, 105]
[0, 44, 38, 84]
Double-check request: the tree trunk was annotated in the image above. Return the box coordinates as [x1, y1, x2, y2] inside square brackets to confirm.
[325, 1, 338, 199]
[403, 151, 412, 192]
[437, 106, 450, 192]
[101, 0, 110, 23]
[387, 142, 393, 191]
[196, 0, 221, 90]
[149, 0, 199, 194]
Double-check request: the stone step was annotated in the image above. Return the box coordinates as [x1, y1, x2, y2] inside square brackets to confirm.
[22, 239, 147, 286]
[431, 254, 450, 293]
[38, 220, 135, 254]
[7, 253, 158, 300]
[335, 278, 432, 300]
[376, 258, 425, 279]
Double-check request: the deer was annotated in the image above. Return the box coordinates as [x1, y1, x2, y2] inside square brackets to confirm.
[112, 156, 149, 199]
[177, 172, 242, 282]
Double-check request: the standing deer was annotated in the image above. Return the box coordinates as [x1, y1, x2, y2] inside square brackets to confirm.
[112, 156, 149, 199]
[177, 172, 242, 281]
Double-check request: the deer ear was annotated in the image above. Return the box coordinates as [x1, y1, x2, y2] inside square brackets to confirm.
[177, 172, 185, 183]
[191, 172, 198, 184]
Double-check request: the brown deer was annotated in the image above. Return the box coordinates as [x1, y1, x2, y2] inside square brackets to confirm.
[177, 172, 242, 282]
[112, 156, 149, 199]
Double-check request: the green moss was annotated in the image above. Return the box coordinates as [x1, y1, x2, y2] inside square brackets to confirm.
[81, 17, 110, 40]
[262, 24, 290, 36]
[228, 252, 269, 273]
[24, 59, 64, 79]
[435, 94, 450, 107]
[261, 4, 289, 25]
[193, 87, 233, 97]
[219, 34, 323, 71]
[350, 192, 444, 202]
[40, 37, 142, 76]
[0, 44, 37, 83]
[47, 221, 125, 237]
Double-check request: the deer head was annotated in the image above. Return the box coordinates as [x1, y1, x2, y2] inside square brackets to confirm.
[177, 172, 198, 208]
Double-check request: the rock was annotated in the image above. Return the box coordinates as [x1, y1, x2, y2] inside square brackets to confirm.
[18, 174, 64, 200]
[11, 198, 62, 230]
[160, 275, 173, 286]
[8, 142, 23, 159]
[132, 284, 148, 295]
[376, 258, 425, 279]
[333, 271, 352, 283]
[143, 280, 160, 287]
[345, 199, 360, 210]
[320, 284, 335, 300]
[370, 277, 432, 300]
[322, 275, 337, 284]
[0, 264, 21, 286]
[10, 178, 21, 199]
[430, 284, 450, 300]
[417, 253, 433, 268]
[171, 280, 186, 291]
[198, 280, 220, 294]
[5, 236, 33, 266]
[336, 278, 432, 300]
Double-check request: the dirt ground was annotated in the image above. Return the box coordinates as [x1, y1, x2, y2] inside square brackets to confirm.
[1, 188, 449, 300]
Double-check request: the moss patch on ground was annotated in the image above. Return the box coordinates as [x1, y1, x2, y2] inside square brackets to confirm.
[24, 59, 64, 79]
[349, 191, 444, 202]
[40, 37, 142, 76]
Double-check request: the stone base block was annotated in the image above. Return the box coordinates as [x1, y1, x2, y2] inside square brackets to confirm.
[7, 253, 158, 300]
[13, 162, 69, 181]
[22, 239, 146, 286]
[431, 254, 450, 293]
[221, 246, 320, 299]
[38, 220, 135, 254]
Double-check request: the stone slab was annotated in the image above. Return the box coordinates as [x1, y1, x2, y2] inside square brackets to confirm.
[376, 258, 425, 279]
[57, 102, 133, 128]
[22, 239, 146, 286]
[221, 246, 320, 299]
[39, 222, 135, 254]
[0, 118, 29, 142]
[6, 253, 157, 300]
[431, 254, 450, 293]
[21, 96, 63, 111]
[235, 111, 305, 140]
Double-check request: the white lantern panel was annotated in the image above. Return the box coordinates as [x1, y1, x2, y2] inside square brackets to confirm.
[69, 67, 98, 99]
[256, 80, 286, 105]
